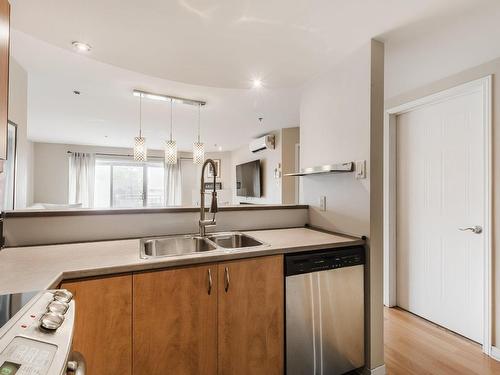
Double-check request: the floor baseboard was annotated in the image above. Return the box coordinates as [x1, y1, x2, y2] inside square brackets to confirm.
[491, 346, 500, 362]
[362, 364, 386, 375]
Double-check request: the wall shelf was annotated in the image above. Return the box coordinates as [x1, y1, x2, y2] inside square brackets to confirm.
[284, 162, 354, 177]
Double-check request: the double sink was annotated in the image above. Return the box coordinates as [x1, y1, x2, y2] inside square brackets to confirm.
[140, 232, 267, 259]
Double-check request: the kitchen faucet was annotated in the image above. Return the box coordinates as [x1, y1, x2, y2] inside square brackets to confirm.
[199, 159, 218, 237]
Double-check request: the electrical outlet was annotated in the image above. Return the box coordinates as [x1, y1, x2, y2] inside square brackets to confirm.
[355, 160, 366, 179]
[319, 196, 326, 211]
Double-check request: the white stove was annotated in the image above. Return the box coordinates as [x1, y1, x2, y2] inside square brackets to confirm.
[0, 290, 83, 375]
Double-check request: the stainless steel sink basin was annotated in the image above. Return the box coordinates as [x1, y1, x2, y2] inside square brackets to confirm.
[207, 233, 264, 249]
[140, 235, 217, 258]
[140, 232, 268, 259]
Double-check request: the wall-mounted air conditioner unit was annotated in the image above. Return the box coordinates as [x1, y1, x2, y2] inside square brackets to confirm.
[249, 135, 275, 153]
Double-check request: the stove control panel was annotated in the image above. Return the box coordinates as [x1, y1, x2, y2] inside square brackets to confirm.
[0, 337, 57, 374]
[0, 290, 75, 375]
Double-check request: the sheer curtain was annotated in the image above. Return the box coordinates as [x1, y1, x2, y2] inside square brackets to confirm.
[68, 152, 95, 208]
[164, 162, 181, 206]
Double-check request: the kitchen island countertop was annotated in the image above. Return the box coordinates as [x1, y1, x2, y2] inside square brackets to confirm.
[0, 227, 364, 294]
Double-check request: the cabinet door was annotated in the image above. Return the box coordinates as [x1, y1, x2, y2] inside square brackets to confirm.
[0, 0, 9, 160]
[218, 255, 284, 375]
[61, 275, 132, 375]
[133, 264, 217, 375]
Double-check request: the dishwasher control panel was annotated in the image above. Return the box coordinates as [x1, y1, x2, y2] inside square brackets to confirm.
[285, 246, 365, 276]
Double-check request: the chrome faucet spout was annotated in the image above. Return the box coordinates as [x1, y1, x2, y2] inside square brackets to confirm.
[199, 159, 218, 237]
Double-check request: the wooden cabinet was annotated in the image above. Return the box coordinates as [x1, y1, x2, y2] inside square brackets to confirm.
[218, 255, 284, 375]
[64, 255, 284, 375]
[0, 0, 9, 160]
[61, 275, 132, 375]
[133, 264, 218, 375]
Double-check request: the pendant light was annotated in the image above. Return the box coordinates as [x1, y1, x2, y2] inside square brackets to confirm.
[134, 93, 147, 161]
[193, 103, 204, 164]
[165, 99, 177, 164]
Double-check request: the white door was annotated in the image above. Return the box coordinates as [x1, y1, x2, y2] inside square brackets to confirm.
[396, 87, 484, 343]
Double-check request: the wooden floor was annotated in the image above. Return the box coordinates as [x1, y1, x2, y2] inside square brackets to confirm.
[384, 307, 500, 375]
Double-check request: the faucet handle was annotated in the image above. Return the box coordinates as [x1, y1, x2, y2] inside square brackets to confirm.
[210, 192, 218, 213]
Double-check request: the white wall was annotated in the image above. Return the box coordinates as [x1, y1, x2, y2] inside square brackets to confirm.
[299, 40, 384, 370]
[230, 129, 282, 205]
[8, 58, 33, 209]
[32, 142, 233, 206]
[384, 2, 500, 349]
[384, 2, 500, 99]
[5, 207, 308, 247]
[300, 46, 371, 236]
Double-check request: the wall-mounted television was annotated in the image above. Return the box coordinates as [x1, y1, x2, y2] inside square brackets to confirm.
[236, 160, 261, 197]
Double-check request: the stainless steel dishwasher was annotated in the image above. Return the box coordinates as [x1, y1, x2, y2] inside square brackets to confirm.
[285, 246, 365, 375]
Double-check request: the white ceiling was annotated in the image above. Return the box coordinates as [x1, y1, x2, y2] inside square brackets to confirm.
[9, 0, 489, 89]
[11, 30, 300, 152]
[9, 0, 494, 151]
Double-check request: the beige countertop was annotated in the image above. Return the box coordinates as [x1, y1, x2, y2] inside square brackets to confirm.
[0, 227, 364, 294]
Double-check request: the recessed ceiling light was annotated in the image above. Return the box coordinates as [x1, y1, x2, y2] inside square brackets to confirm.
[72, 41, 92, 52]
[252, 78, 263, 89]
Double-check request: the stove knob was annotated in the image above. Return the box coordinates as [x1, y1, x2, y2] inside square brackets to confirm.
[47, 300, 69, 315]
[53, 289, 73, 303]
[40, 312, 65, 331]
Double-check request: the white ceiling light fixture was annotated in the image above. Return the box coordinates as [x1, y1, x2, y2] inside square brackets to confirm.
[132, 90, 206, 106]
[193, 103, 205, 165]
[71, 41, 92, 52]
[134, 93, 147, 162]
[252, 78, 263, 89]
[165, 99, 177, 165]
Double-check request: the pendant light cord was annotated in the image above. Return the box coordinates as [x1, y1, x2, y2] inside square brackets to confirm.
[170, 99, 173, 141]
[139, 94, 143, 138]
[197, 103, 201, 142]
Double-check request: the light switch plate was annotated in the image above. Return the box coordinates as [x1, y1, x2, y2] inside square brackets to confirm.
[319, 196, 326, 211]
[355, 160, 366, 179]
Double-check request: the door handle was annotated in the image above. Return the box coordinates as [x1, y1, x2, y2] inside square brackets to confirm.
[207, 268, 212, 295]
[224, 267, 230, 292]
[458, 225, 483, 234]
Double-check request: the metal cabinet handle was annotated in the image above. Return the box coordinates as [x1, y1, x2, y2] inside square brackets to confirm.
[458, 225, 483, 234]
[207, 268, 213, 295]
[67, 351, 86, 375]
[224, 267, 230, 292]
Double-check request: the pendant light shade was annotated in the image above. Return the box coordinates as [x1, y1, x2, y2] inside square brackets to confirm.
[193, 141, 204, 164]
[193, 103, 204, 164]
[134, 136, 147, 162]
[134, 94, 147, 161]
[165, 140, 177, 164]
[165, 99, 177, 164]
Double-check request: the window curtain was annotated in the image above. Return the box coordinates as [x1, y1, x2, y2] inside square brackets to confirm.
[68, 152, 95, 208]
[164, 162, 181, 206]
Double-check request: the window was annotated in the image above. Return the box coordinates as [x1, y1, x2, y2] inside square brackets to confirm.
[93, 157, 164, 208]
